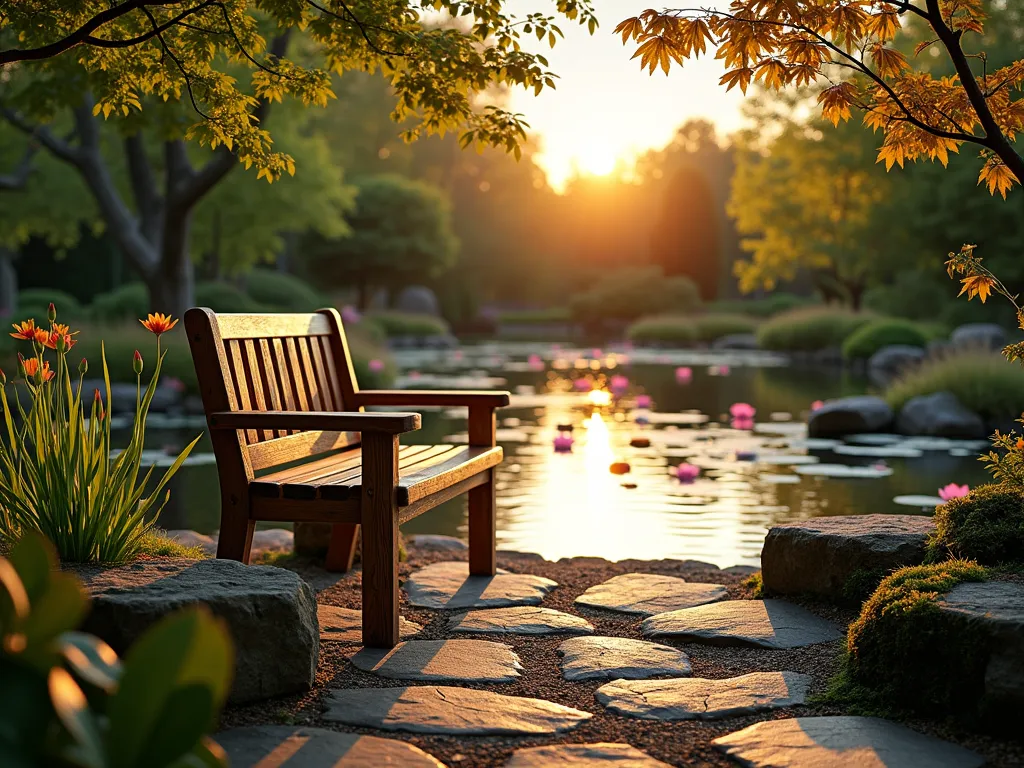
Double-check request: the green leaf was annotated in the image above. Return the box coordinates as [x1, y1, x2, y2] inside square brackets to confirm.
[60, 631, 122, 694]
[48, 667, 105, 768]
[20, 573, 88, 651]
[138, 685, 216, 767]
[8, 533, 57, 606]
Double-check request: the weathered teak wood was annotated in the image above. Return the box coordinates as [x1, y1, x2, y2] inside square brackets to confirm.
[184, 306, 509, 648]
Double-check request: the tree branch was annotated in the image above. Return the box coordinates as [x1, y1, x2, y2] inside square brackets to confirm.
[0, 108, 82, 165]
[0, 143, 38, 191]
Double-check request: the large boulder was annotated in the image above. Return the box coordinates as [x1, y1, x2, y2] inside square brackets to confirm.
[867, 344, 925, 387]
[807, 396, 894, 437]
[895, 391, 986, 438]
[950, 323, 1007, 350]
[761, 514, 936, 599]
[395, 285, 440, 316]
[79, 559, 318, 704]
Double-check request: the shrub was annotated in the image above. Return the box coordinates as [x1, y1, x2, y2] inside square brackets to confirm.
[841, 318, 932, 360]
[570, 266, 701, 325]
[843, 560, 989, 716]
[884, 349, 1024, 423]
[195, 281, 269, 313]
[73, 321, 199, 391]
[756, 306, 874, 351]
[0, 309, 200, 563]
[90, 283, 150, 323]
[363, 310, 449, 338]
[626, 315, 696, 346]
[244, 268, 324, 312]
[497, 307, 572, 324]
[693, 313, 758, 342]
[707, 293, 816, 317]
[0, 534, 232, 767]
[348, 328, 396, 388]
[929, 483, 1024, 565]
[17, 288, 85, 322]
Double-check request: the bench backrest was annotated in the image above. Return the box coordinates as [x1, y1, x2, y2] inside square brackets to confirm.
[184, 307, 362, 479]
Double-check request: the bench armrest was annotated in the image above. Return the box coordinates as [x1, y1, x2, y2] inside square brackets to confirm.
[353, 390, 511, 409]
[208, 410, 421, 434]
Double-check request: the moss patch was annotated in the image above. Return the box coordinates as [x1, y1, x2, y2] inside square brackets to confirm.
[929, 483, 1024, 565]
[841, 567, 890, 605]
[137, 531, 208, 560]
[839, 560, 989, 717]
[742, 571, 764, 598]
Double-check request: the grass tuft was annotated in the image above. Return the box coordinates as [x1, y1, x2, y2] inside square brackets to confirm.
[138, 531, 209, 560]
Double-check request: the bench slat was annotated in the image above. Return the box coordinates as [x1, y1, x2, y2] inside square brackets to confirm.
[216, 312, 332, 339]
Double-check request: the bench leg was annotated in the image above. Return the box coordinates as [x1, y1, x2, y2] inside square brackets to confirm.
[361, 433, 400, 648]
[217, 515, 255, 563]
[468, 468, 497, 576]
[325, 523, 360, 572]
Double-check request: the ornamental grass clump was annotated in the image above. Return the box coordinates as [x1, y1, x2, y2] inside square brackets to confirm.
[0, 306, 200, 564]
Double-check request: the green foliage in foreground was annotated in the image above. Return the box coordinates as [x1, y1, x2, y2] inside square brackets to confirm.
[841, 318, 932, 360]
[885, 350, 1024, 423]
[0, 534, 232, 767]
[706, 293, 817, 318]
[841, 560, 989, 717]
[363, 311, 450, 338]
[571, 267, 701, 325]
[756, 306, 873, 351]
[929, 484, 1024, 566]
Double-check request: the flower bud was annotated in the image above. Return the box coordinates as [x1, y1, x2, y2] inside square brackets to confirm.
[79, 358, 88, 376]
[57, 333, 66, 353]
[0, 368, 5, 385]
[133, 349, 143, 375]
[17, 353, 26, 378]
[47, 302, 56, 323]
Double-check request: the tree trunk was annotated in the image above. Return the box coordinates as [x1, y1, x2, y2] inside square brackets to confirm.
[846, 281, 865, 312]
[148, 210, 196, 316]
[357, 280, 371, 311]
[0, 248, 17, 317]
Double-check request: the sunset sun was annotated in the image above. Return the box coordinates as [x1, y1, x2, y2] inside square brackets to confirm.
[577, 142, 617, 177]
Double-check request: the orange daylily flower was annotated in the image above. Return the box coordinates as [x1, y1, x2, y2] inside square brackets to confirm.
[23, 358, 55, 382]
[33, 328, 49, 346]
[140, 313, 179, 336]
[44, 331, 77, 351]
[10, 319, 36, 340]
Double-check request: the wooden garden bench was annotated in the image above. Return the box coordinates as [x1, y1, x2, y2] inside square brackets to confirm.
[184, 307, 509, 647]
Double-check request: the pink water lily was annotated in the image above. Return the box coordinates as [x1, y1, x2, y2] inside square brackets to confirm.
[811, 400, 825, 411]
[676, 463, 700, 483]
[553, 434, 575, 452]
[573, 378, 593, 392]
[731, 417, 755, 431]
[340, 305, 361, 324]
[609, 374, 629, 395]
[591, 348, 603, 358]
[528, 353, 544, 370]
[675, 366, 693, 383]
[730, 402, 756, 419]
[368, 359, 385, 373]
[635, 394, 652, 409]
[938, 483, 970, 502]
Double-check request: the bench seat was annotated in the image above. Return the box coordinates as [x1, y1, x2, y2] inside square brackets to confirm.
[251, 444, 503, 505]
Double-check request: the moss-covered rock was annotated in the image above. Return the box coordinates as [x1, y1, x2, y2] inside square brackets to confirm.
[845, 560, 989, 716]
[930, 483, 1024, 565]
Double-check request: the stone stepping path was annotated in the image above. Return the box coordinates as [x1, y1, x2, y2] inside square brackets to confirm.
[216, 725, 444, 767]
[507, 742, 672, 767]
[318, 605, 422, 644]
[642, 599, 841, 649]
[596, 671, 810, 721]
[574, 573, 728, 616]
[350, 639, 523, 683]
[558, 636, 691, 682]
[449, 606, 594, 636]
[324, 686, 592, 735]
[404, 561, 557, 609]
[712, 716, 985, 768]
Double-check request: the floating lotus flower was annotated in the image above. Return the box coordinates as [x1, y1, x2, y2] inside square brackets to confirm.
[676, 463, 700, 483]
[340, 305, 361, 325]
[630, 436, 651, 448]
[938, 483, 970, 502]
[591, 348, 603, 358]
[675, 366, 693, 383]
[811, 400, 825, 411]
[609, 461, 631, 475]
[730, 402, 756, 419]
[609, 374, 629, 395]
[573, 378, 593, 392]
[368, 359, 385, 373]
[731, 417, 755, 431]
[719, 365, 731, 376]
[528, 353, 544, 370]
[635, 394, 652, 409]
[553, 434, 574, 452]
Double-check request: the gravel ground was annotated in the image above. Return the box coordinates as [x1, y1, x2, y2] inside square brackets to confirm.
[220, 546, 1024, 767]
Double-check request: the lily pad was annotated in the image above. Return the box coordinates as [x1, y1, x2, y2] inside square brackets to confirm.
[795, 463, 894, 478]
[893, 494, 943, 508]
[901, 437, 990, 452]
[844, 434, 904, 446]
[754, 454, 820, 466]
[785, 438, 842, 450]
[832, 444, 924, 459]
[758, 473, 801, 484]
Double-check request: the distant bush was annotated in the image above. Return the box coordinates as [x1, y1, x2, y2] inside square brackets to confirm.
[364, 310, 449, 338]
[929, 483, 1024, 565]
[570, 266, 700, 325]
[348, 327, 395, 387]
[244, 268, 324, 312]
[756, 306, 873, 351]
[497, 307, 572, 324]
[626, 315, 696, 346]
[89, 283, 149, 323]
[693, 313, 758, 342]
[841, 319, 932, 360]
[17, 288, 86, 322]
[885, 350, 1024, 423]
[707, 293, 816, 318]
[195, 281, 269, 313]
[74, 322, 200, 391]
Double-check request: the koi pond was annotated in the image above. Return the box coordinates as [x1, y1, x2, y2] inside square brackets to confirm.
[147, 343, 991, 568]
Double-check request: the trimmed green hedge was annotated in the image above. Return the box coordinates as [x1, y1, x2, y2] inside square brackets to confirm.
[626, 315, 695, 346]
[841, 319, 931, 360]
[194, 282, 269, 314]
[89, 284, 150, 323]
[756, 307, 874, 351]
[693, 313, 758, 342]
[497, 307, 572, 324]
[929, 483, 1024, 565]
[706, 293, 817, 318]
[17, 289, 86, 323]
[885, 350, 1024, 423]
[363, 311, 449, 338]
[244, 269, 324, 312]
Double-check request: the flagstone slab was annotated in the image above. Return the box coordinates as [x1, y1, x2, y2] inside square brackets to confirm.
[712, 716, 985, 768]
[642, 600, 841, 649]
[506, 743, 672, 767]
[574, 573, 728, 616]
[596, 671, 811, 721]
[216, 725, 444, 767]
[404, 561, 558, 609]
[323, 686, 593, 735]
[558, 636, 691, 682]
[351, 639, 523, 683]
[318, 605, 422, 644]
[450, 606, 595, 635]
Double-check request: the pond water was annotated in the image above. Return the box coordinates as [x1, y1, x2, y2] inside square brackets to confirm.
[148, 343, 992, 568]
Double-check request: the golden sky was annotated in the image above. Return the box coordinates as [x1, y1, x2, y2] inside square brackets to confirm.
[508, 0, 746, 190]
